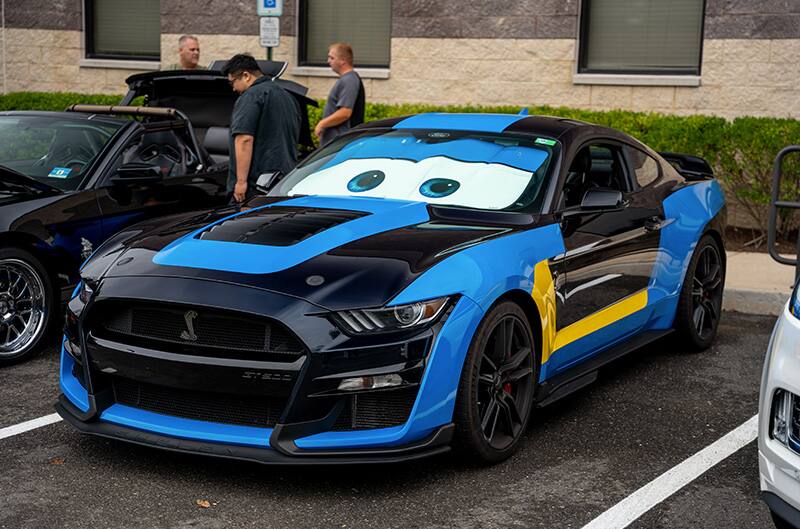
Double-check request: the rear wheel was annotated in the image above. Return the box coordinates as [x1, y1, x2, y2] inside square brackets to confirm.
[453, 301, 537, 464]
[0, 248, 55, 365]
[674, 234, 725, 351]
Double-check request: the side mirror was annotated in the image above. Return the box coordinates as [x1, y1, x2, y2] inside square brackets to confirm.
[256, 171, 284, 193]
[580, 188, 624, 210]
[111, 162, 163, 185]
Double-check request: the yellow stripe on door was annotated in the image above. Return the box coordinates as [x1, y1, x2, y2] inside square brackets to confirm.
[530, 259, 649, 363]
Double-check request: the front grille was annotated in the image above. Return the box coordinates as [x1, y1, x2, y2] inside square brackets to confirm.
[792, 394, 800, 441]
[332, 386, 418, 431]
[94, 302, 305, 361]
[112, 377, 285, 428]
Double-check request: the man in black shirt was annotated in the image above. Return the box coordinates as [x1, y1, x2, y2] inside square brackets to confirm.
[222, 54, 301, 203]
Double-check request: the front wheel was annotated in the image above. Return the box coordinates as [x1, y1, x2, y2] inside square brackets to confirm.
[674, 234, 725, 351]
[453, 301, 537, 464]
[0, 248, 54, 365]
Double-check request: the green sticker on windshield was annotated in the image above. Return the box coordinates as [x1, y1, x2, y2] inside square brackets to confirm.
[535, 138, 557, 146]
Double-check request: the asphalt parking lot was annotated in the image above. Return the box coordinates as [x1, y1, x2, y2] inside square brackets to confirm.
[0, 311, 775, 529]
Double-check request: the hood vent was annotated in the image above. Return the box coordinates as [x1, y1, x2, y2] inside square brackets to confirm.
[197, 206, 368, 247]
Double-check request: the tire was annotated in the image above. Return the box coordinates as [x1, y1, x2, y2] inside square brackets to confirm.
[0, 248, 55, 365]
[674, 234, 725, 351]
[452, 301, 537, 465]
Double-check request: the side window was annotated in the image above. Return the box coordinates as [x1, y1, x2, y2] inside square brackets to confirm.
[624, 146, 661, 188]
[562, 143, 628, 208]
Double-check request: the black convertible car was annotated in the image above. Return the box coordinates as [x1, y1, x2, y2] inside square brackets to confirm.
[0, 68, 316, 364]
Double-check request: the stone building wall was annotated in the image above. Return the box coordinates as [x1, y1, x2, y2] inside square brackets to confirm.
[0, 0, 798, 119]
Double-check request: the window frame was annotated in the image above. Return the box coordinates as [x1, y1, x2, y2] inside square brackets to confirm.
[297, 0, 392, 69]
[576, 0, 707, 77]
[83, 0, 161, 62]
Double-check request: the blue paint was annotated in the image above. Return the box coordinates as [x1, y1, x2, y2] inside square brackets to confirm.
[392, 223, 565, 310]
[100, 404, 272, 447]
[394, 113, 526, 133]
[647, 180, 726, 329]
[153, 196, 430, 274]
[60, 345, 89, 412]
[321, 134, 549, 174]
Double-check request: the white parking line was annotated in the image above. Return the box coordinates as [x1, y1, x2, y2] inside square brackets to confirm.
[581, 414, 759, 529]
[0, 413, 62, 441]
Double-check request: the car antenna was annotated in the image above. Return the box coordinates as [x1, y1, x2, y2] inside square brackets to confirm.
[518, 108, 529, 116]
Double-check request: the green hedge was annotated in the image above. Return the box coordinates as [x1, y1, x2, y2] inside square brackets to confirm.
[3, 91, 799, 235]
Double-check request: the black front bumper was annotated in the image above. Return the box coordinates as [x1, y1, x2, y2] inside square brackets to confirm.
[55, 394, 454, 465]
[763, 491, 800, 529]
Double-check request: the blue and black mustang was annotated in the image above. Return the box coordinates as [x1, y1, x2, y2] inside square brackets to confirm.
[57, 113, 726, 464]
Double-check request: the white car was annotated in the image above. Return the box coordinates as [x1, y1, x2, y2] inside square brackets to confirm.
[759, 284, 800, 529]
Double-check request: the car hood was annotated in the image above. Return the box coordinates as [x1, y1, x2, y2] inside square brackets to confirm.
[88, 195, 529, 311]
[0, 165, 61, 195]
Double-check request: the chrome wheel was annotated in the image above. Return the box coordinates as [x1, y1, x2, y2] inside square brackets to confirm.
[691, 244, 723, 341]
[0, 259, 46, 357]
[477, 314, 534, 451]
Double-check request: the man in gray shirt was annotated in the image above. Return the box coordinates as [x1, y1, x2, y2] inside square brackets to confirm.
[315, 42, 365, 146]
[222, 54, 301, 203]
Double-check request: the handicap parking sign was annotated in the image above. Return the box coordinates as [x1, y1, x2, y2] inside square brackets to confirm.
[48, 167, 72, 178]
[257, 0, 282, 16]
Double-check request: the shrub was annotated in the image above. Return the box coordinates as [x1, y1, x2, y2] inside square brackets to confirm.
[3, 91, 799, 236]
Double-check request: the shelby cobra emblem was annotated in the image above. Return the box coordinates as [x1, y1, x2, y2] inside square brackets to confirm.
[180, 310, 199, 341]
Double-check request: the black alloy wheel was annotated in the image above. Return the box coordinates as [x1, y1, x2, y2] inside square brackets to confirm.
[675, 234, 725, 351]
[453, 301, 537, 464]
[691, 243, 723, 340]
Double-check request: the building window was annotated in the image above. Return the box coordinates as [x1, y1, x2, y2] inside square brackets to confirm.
[85, 0, 160, 60]
[299, 0, 391, 68]
[578, 0, 704, 75]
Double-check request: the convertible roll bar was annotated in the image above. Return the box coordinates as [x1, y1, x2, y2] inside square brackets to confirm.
[66, 104, 179, 118]
[66, 104, 204, 169]
[768, 145, 800, 280]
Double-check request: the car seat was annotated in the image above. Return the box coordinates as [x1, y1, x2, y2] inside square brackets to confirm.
[128, 131, 187, 177]
[203, 126, 229, 166]
[563, 148, 592, 208]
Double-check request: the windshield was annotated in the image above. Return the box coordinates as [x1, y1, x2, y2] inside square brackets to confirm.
[0, 115, 123, 191]
[272, 129, 557, 212]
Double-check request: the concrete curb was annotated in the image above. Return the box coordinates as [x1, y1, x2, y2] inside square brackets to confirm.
[723, 288, 788, 317]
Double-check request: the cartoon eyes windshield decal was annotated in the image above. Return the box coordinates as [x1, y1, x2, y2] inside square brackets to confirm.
[347, 170, 385, 192]
[419, 178, 460, 198]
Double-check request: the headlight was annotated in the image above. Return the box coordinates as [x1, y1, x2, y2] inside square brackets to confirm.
[333, 297, 450, 334]
[791, 279, 800, 318]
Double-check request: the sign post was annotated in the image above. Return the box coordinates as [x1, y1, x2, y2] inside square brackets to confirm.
[257, 0, 283, 60]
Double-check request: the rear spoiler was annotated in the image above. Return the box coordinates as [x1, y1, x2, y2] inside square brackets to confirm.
[658, 152, 714, 181]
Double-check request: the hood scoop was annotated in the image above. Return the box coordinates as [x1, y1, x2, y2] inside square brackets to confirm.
[197, 206, 368, 247]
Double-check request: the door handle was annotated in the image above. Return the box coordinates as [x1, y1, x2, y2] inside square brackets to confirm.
[644, 216, 662, 232]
